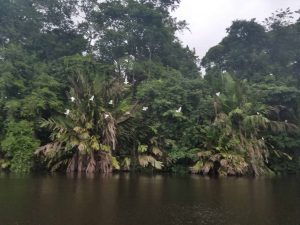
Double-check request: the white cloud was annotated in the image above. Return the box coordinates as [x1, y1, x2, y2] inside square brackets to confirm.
[172, 0, 300, 59]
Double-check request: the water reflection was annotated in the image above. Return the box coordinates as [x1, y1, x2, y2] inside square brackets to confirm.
[0, 174, 299, 225]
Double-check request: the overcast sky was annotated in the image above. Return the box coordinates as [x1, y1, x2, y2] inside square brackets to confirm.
[172, 0, 300, 59]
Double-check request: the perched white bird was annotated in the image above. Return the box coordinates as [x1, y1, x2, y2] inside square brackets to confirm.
[269, 73, 273, 76]
[70, 96, 75, 102]
[289, 61, 297, 66]
[109, 100, 113, 105]
[176, 107, 182, 113]
[222, 70, 227, 74]
[4, 96, 7, 99]
[142, 106, 148, 111]
[89, 95, 94, 101]
[216, 92, 221, 97]
[124, 76, 129, 85]
[125, 111, 130, 115]
[64, 109, 70, 116]
[257, 112, 260, 115]
[262, 137, 264, 141]
[104, 114, 109, 119]
[129, 55, 135, 60]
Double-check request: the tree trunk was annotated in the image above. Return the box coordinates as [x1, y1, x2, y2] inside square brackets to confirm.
[86, 152, 96, 173]
[67, 152, 78, 172]
[99, 152, 112, 174]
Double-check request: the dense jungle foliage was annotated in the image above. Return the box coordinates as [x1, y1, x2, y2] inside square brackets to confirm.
[0, 0, 299, 176]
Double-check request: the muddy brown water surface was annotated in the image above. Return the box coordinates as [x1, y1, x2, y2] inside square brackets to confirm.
[0, 173, 299, 225]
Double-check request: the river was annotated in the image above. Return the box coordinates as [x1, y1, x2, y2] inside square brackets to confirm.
[0, 173, 299, 225]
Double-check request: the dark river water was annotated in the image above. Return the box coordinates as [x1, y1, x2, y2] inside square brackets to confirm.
[0, 173, 299, 225]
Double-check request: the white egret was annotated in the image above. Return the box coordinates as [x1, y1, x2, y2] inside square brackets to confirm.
[176, 107, 182, 113]
[216, 92, 220, 97]
[64, 109, 70, 116]
[129, 55, 135, 60]
[89, 95, 94, 101]
[109, 100, 113, 105]
[124, 76, 129, 85]
[70, 96, 75, 102]
[142, 106, 148, 111]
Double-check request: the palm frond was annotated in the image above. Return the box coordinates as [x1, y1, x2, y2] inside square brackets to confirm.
[138, 155, 163, 170]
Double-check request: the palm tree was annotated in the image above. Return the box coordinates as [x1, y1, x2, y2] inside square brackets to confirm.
[36, 73, 164, 173]
[36, 73, 136, 173]
[192, 73, 298, 176]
